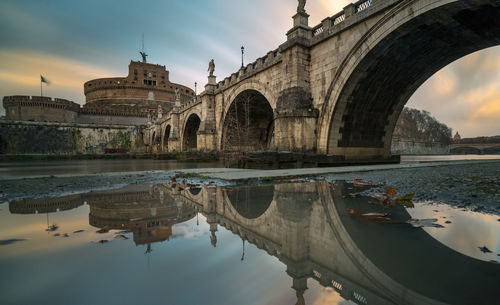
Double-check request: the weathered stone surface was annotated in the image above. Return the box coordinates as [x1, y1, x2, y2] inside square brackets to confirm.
[0, 121, 143, 154]
[144, 0, 500, 163]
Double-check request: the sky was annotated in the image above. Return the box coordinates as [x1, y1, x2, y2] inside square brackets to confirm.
[0, 0, 498, 137]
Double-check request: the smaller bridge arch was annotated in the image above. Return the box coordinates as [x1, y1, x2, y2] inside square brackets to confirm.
[220, 89, 275, 152]
[182, 112, 201, 151]
[162, 124, 171, 152]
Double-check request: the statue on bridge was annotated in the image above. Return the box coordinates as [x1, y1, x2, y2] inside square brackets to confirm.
[297, 0, 306, 13]
[208, 59, 215, 76]
[175, 87, 180, 101]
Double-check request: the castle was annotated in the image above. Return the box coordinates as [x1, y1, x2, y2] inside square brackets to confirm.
[2, 58, 194, 126]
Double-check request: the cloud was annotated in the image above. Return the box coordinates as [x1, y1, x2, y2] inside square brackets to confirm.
[468, 85, 500, 120]
[0, 50, 119, 105]
[432, 69, 458, 97]
[408, 46, 500, 137]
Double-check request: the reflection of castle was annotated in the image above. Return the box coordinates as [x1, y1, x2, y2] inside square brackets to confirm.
[9, 194, 84, 214]
[86, 185, 196, 247]
[10, 182, 499, 304]
[9, 184, 196, 248]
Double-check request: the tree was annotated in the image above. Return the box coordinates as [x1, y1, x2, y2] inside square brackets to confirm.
[393, 107, 452, 144]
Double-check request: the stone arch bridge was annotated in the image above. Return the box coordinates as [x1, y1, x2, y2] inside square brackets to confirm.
[450, 142, 500, 154]
[145, 0, 500, 163]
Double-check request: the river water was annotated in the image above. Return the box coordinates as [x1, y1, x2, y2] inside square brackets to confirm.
[1, 181, 499, 305]
[0, 159, 223, 179]
[0, 155, 499, 179]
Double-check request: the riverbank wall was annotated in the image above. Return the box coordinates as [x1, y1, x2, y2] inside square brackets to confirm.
[0, 121, 145, 155]
[391, 138, 449, 155]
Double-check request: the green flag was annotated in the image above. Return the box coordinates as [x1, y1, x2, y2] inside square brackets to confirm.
[40, 75, 50, 84]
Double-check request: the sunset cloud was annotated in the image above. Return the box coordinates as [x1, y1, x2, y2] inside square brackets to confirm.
[0, 50, 118, 105]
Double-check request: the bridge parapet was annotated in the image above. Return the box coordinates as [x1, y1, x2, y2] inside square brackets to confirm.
[214, 48, 282, 93]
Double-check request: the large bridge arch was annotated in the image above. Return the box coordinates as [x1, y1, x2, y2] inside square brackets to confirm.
[317, 0, 500, 157]
[220, 88, 275, 151]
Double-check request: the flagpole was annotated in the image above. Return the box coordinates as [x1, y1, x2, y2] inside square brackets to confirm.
[40, 76, 43, 97]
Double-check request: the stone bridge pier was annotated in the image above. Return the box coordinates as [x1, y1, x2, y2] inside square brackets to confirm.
[145, 0, 500, 163]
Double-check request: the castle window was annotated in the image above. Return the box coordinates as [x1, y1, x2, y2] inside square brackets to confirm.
[143, 79, 147, 85]
[134, 69, 137, 75]
[153, 81, 157, 86]
[153, 73, 156, 78]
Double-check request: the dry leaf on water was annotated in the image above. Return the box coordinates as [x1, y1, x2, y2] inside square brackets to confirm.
[96, 227, 109, 234]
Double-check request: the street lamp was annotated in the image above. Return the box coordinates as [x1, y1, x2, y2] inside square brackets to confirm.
[241, 46, 245, 69]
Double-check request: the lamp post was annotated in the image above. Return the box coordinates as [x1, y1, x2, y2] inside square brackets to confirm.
[195, 82, 197, 96]
[241, 46, 245, 69]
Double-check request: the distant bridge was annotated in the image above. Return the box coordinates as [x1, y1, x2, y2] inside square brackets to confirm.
[450, 143, 500, 154]
[146, 0, 500, 163]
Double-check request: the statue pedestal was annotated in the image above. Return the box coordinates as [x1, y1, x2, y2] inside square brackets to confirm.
[207, 75, 216, 85]
[287, 11, 312, 41]
[293, 11, 309, 27]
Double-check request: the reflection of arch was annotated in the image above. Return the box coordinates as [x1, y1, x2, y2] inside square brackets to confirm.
[317, 1, 500, 156]
[226, 185, 274, 219]
[320, 182, 500, 305]
[0, 134, 6, 153]
[163, 125, 171, 151]
[183, 114, 201, 150]
[221, 90, 274, 151]
[450, 146, 482, 155]
[483, 146, 500, 155]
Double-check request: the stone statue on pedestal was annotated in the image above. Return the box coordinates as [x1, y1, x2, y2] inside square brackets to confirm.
[297, 0, 306, 13]
[175, 88, 180, 101]
[157, 104, 163, 119]
[208, 59, 215, 76]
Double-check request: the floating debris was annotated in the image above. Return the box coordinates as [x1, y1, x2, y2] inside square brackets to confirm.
[370, 187, 415, 208]
[46, 224, 59, 232]
[353, 178, 372, 187]
[407, 219, 444, 228]
[0, 239, 26, 246]
[98, 240, 109, 244]
[63, 234, 70, 238]
[96, 227, 109, 234]
[478, 246, 492, 253]
[114, 234, 129, 240]
[53, 233, 61, 237]
[73, 230, 85, 234]
[344, 209, 399, 223]
[445, 221, 452, 224]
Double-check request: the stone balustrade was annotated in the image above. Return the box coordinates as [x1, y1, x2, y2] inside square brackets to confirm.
[312, 0, 375, 37]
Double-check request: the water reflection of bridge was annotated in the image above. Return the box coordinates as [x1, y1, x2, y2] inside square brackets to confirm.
[9, 182, 499, 304]
[173, 182, 500, 305]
